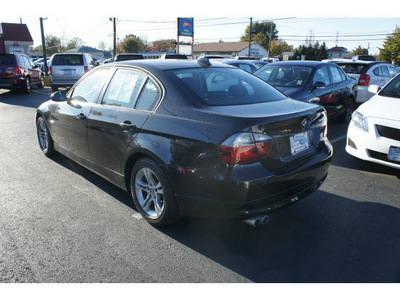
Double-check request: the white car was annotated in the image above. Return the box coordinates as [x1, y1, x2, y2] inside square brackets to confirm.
[346, 74, 400, 169]
[334, 60, 398, 103]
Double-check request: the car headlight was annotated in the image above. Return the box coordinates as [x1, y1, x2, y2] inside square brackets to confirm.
[351, 111, 369, 132]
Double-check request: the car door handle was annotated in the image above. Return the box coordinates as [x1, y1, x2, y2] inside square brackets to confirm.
[76, 113, 87, 120]
[119, 121, 137, 130]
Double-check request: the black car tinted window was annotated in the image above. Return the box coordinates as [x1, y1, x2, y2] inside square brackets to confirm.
[102, 69, 146, 108]
[69, 68, 110, 103]
[52, 55, 84, 66]
[313, 66, 331, 86]
[167, 67, 286, 106]
[256, 65, 312, 87]
[0, 54, 16, 65]
[329, 65, 343, 84]
[135, 78, 161, 111]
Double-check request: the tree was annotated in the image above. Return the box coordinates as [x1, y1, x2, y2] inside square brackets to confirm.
[293, 42, 329, 61]
[349, 46, 369, 57]
[119, 34, 146, 53]
[149, 39, 177, 52]
[270, 40, 294, 57]
[378, 27, 400, 65]
[45, 34, 61, 56]
[66, 37, 84, 51]
[241, 21, 278, 50]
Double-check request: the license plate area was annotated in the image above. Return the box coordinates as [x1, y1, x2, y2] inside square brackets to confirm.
[61, 69, 74, 75]
[388, 146, 400, 162]
[290, 132, 309, 155]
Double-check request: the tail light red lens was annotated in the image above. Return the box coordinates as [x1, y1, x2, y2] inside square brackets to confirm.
[358, 74, 370, 86]
[48, 66, 52, 75]
[219, 133, 273, 164]
[14, 66, 21, 75]
[84, 66, 89, 73]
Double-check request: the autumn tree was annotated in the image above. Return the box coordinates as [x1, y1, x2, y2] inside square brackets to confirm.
[119, 34, 146, 53]
[66, 37, 84, 51]
[378, 27, 400, 65]
[270, 39, 294, 57]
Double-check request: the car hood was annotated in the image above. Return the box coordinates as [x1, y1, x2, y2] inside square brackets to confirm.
[358, 94, 400, 121]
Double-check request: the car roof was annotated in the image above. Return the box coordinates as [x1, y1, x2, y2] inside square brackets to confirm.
[107, 59, 236, 71]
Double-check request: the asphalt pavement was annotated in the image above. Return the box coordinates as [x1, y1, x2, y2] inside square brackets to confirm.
[0, 87, 399, 283]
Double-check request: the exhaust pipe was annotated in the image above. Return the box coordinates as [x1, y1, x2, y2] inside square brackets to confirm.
[242, 214, 269, 227]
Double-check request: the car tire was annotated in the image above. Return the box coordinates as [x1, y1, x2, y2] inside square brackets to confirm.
[130, 158, 181, 226]
[38, 75, 44, 88]
[341, 98, 354, 123]
[51, 85, 58, 92]
[23, 77, 31, 94]
[36, 116, 56, 157]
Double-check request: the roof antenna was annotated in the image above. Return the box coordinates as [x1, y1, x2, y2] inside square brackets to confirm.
[197, 56, 211, 67]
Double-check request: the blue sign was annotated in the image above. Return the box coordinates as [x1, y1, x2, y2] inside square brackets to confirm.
[179, 18, 194, 37]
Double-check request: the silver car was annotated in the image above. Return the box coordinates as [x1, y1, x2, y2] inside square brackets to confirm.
[334, 60, 399, 103]
[49, 53, 95, 91]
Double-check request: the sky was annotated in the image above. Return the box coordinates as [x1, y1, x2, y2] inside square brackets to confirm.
[2, 0, 399, 56]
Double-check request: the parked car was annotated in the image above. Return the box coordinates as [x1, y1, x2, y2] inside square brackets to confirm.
[352, 55, 375, 61]
[48, 53, 95, 91]
[254, 61, 358, 122]
[215, 59, 258, 73]
[252, 60, 269, 69]
[160, 53, 187, 59]
[114, 53, 144, 62]
[36, 58, 332, 226]
[346, 74, 400, 169]
[331, 60, 398, 103]
[0, 53, 44, 93]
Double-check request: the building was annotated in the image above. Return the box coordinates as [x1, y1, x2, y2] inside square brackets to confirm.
[66, 45, 111, 60]
[193, 41, 269, 59]
[0, 23, 33, 55]
[328, 46, 349, 59]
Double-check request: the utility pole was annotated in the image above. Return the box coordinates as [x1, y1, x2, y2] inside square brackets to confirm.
[110, 17, 117, 59]
[39, 17, 48, 76]
[248, 17, 252, 57]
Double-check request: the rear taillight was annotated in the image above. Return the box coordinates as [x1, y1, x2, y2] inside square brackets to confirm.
[84, 66, 89, 73]
[218, 133, 273, 164]
[14, 66, 21, 75]
[358, 74, 370, 86]
[48, 66, 52, 75]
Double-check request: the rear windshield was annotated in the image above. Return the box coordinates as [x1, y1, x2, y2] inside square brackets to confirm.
[52, 55, 84, 66]
[115, 55, 143, 61]
[336, 63, 368, 75]
[256, 65, 313, 87]
[166, 67, 286, 106]
[0, 54, 16, 65]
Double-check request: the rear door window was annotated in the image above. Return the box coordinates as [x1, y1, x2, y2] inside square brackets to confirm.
[313, 66, 331, 86]
[329, 65, 343, 84]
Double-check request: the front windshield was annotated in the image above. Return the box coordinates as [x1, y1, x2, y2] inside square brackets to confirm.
[379, 75, 400, 99]
[255, 65, 313, 87]
[166, 67, 286, 106]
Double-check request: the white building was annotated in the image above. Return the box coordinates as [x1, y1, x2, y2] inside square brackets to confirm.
[193, 41, 269, 59]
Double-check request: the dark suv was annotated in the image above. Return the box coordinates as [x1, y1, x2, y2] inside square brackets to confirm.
[0, 53, 44, 93]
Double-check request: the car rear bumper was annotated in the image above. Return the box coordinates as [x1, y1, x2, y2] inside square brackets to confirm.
[0, 78, 23, 88]
[168, 140, 333, 218]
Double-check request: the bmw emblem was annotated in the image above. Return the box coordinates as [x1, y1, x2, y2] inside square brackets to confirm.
[301, 119, 308, 129]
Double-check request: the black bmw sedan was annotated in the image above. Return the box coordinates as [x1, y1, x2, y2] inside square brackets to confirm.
[254, 61, 358, 123]
[36, 58, 333, 227]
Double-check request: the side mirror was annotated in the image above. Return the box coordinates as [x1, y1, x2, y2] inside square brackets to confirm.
[50, 91, 66, 102]
[310, 81, 326, 92]
[368, 85, 380, 94]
